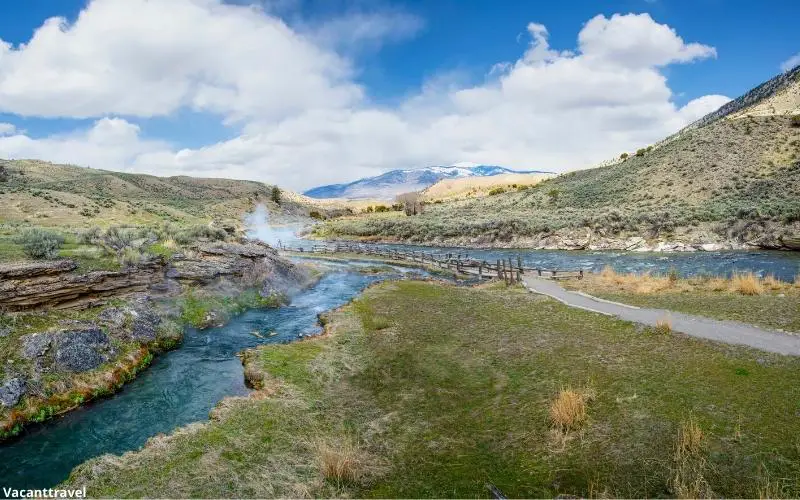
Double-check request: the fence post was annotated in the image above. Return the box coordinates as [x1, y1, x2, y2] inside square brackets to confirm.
[502, 259, 507, 284]
[517, 256, 523, 275]
[537, 268, 541, 277]
[496, 260, 502, 280]
[579, 269, 584, 280]
[478, 261, 483, 278]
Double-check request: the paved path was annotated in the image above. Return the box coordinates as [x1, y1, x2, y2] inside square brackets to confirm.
[522, 276, 800, 356]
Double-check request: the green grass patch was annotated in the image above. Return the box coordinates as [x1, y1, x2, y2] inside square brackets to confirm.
[180, 289, 286, 328]
[65, 280, 800, 497]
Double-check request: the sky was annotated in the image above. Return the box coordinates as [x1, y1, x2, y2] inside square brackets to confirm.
[0, 0, 797, 191]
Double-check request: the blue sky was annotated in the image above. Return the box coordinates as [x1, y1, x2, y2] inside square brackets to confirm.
[0, 0, 797, 189]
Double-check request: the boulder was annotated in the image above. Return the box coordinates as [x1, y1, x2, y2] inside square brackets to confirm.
[97, 307, 127, 328]
[0, 377, 25, 407]
[699, 243, 724, 252]
[53, 327, 113, 373]
[21, 333, 52, 359]
[129, 308, 161, 342]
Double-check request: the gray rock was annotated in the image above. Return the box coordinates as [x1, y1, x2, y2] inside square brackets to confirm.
[0, 377, 26, 407]
[129, 309, 161, 342]
[21, 333, 52, 359]
[97, 307, 127, 328]
[53, 327, 113, 372]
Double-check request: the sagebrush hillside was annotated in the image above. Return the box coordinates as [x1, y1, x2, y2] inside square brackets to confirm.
[318, 70, 800, 249]
[0, 159, 318, 229]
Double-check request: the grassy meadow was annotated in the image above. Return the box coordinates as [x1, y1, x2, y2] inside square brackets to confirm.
[66, 280, 800, 498]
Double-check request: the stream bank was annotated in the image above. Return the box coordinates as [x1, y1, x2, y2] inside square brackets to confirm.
[0, 239, 312, 441]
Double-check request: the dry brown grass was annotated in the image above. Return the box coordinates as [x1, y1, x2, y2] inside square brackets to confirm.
[670, 416, 712, 498]
[654, 317, 672, 334]
[595, 266, 794, 297]
[731, 273, 765, 296]
[549, 388, 592, 433]
[316, 439, 364, 486]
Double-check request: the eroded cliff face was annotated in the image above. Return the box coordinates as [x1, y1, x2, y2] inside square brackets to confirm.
[0, 239, 309, 311]
[0, 238, 311, 439]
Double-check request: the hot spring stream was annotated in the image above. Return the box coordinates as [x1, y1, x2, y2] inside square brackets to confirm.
[1, 247, 798, 489]
[0, 260, 422, 489]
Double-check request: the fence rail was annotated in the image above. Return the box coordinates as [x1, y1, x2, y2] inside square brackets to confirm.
[278, 241, 588, 283]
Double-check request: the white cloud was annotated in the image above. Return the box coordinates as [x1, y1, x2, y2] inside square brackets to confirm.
[0, 3, 730, 190]
[0, 118, 166, 169]
[0, 0, 361, 121]
[0, 122, 15, 135]
[781, 53, 800, 72]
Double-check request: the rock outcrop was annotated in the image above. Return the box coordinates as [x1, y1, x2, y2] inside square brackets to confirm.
[53, 327, 115, 373]
[0, 378, 25, 408]
[0, 260, 165, 311]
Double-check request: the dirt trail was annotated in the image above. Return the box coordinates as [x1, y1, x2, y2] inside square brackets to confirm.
[522, 276, 800, 356]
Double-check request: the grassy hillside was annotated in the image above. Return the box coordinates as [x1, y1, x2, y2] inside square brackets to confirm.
[421, 172, 553, 202]
[0, 159, 317, 230]
[318, 113, 800, 247]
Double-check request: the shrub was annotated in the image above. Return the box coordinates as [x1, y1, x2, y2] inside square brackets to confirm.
[791, 115, 800, 128]
[309, 210, 324, 220]
[78, 227, 101, 245]
[619, 152, 629, 160]
[14, 228, 65, 259]
[488, 187, 506, 196]
[635, 148, 647, 157]
[175, 224, 228, 245]
[270, 186, 282, 205]
[0, 164, 8, 182]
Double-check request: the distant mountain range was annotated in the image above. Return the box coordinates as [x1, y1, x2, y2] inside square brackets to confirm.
[303, 164, 552, 200]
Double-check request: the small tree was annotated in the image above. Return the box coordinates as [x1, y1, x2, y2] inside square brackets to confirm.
[396, 192, 424, 216]
[619, 153, 629, 160]
[547, 188, 560, 203]
[270, 186, 282, 205]
[14, 228, 65, 259]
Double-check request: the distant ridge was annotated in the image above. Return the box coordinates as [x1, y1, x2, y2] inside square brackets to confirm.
[303, 164, 552, 200]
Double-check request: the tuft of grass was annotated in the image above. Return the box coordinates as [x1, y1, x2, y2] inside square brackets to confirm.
[549, 388, 591, 433]
[654, 317, 673, 334]
[731, 272, 764, 296]
[316, 439, 364, 486]
[670, 416, 712, 498]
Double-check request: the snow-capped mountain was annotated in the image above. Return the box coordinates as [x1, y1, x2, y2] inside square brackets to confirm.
[303, 164, 551, 200]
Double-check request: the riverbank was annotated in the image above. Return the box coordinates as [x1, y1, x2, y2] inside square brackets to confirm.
[64, 279, 800, 497]
[561, 268, 800, 334]
[0, 239, 314, 441]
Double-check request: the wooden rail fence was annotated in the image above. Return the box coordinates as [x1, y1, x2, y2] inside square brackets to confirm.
[277, 241, 588, 283]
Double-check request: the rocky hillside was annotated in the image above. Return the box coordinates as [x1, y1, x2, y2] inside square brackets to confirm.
[0, 238, 312, 440]
[318, 69, 800, 251]
[0, 159, 322, 229]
